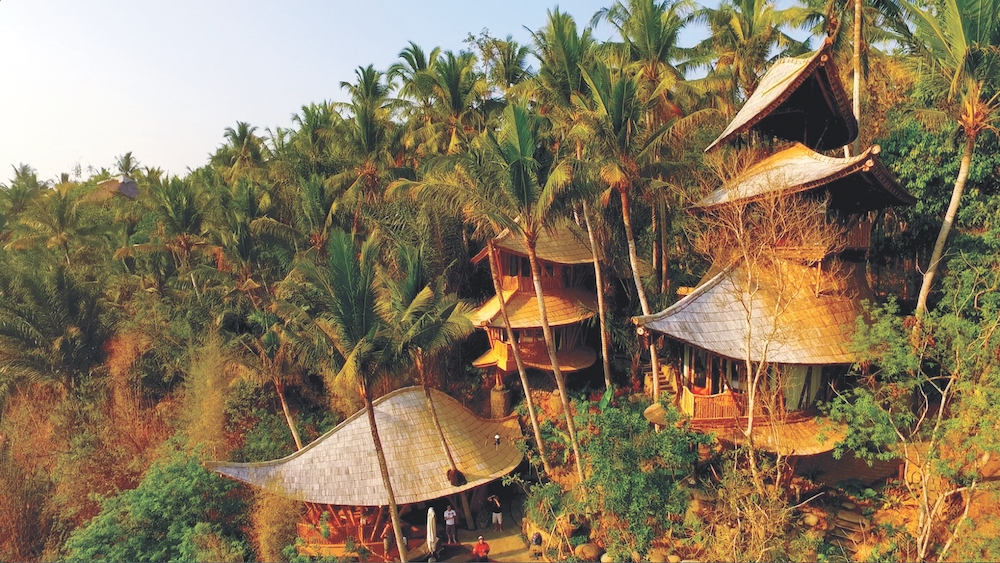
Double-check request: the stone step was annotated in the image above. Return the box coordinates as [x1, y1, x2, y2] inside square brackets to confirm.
[833, 517, 867, 533]
[836, 510, 867, 525]
[828, 527, 863, 542]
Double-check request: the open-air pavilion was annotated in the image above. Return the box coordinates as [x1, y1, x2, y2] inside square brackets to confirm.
[207, 386, 523, 561]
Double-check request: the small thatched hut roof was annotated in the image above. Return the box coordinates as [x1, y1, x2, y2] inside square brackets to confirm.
[695, 143, 915, 214]
[471, 222, 594, 266]
[472, 342, 597, 373]
[89, 175, 139, 201]
[206, 387, 522, 506]
[470, 287, 596, 329]
[634, 261, 872, 365]
[706, 41, 856, 152]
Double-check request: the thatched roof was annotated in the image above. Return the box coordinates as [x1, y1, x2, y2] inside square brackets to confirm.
[472, 343, 597, 373]
[643, 404, 846, 456]
[206, 387, 522, 506]
[89, 175, 139, 201]
[634, 260, 872, 365]
[471, 287, 596, 329]
[471, 222, 594, 266]
[695, 143, 915, 214]
[706, 41, 856, 152]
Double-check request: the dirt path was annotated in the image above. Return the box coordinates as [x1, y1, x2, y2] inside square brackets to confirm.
[436, 525, 530, 562]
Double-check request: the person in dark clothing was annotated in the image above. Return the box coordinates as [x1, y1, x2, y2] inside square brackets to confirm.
[488, 495, 502, 532]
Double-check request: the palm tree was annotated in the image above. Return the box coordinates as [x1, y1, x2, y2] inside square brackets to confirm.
[279, 229, 410, 561]
[592, 0, 700, 294]
[331, 65, 407, 235]
[402, 51, 487, 156]
[0, 266, 110, 398]
[115, 151, 140, 177]
[393, 104, 583, 483]
[4, 183, 101, 267]
[1, 164, 45, 218]
[574, 63, 667, 398]
[290, 102, 340, 177]
[212, 122, 269, 183]
[389, 41, 441, 127]
[688, 0, 808, 106]
[592, 0, 694, 125]
[379, 241, 477, 527]
[229, 310, 307, 450]
[526, 9, 597, 117]
[907, 0, 1000, 321]
[124, 175, 218, 275]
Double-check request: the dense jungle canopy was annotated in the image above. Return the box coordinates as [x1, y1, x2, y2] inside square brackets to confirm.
[1, 0, 999, 561]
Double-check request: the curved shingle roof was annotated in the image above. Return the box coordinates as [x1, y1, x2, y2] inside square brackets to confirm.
[206, 387, 523, 506]
[706, 41, 857, 152]
[634, 261, 872, 365]
[695, 143, 914, 214]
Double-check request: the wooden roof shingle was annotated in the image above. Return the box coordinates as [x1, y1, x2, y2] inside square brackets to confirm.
[706, 41, 856, 152]
[206, 387, 522, 506]
[695, 143, 915, 213]
[471, 287, 597, 329]
[471, 223, 594, 265]
[634, 261, 872, 365]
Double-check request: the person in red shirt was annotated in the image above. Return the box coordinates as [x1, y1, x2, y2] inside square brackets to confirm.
[471, 535, 490, 562]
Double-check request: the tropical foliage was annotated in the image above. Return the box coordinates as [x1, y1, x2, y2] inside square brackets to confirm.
[2, 0, 1000, 561]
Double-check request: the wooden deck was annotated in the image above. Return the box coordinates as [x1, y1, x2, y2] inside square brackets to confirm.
[644, 396, 846, 456]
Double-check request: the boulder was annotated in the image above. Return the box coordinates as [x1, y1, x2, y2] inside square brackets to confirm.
[802, 513, 820, 527]
[668, 556, 682, 563]
[575, 543, 602, 562]
[601, 553, 615, 563]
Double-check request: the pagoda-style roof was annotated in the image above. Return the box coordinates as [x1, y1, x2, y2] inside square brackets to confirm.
[470, 287, 596, 329]
[706, 42, 857, 152]
[206, 387, 522, 506]
[473, 343, 597, 373]
[634, 260, 872, 365]
[471, 222, 594, 266]
[695, 143, 915, 214]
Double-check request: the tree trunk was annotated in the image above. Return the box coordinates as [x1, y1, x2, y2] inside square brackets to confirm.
[274, 378, 304, 450]
[660, 199, 670, 295]
[417, 350, 475, 530]
[364, 391, 408, 562]
[618, 187, 664, 404]
[525, 236, 585, 485]
[582, 200, 612, 391]
[487, 241, 553, 476]
[914, 133, 976, 321]
[852, 0, 862, 156]
[651, 203, 661, 292]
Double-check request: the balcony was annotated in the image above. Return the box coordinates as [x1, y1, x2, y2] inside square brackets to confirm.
[679, 386, 745, 420]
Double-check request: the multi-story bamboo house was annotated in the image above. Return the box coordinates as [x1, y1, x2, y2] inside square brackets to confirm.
[636, 42, 915, 456]
[469, 224, 598, 398]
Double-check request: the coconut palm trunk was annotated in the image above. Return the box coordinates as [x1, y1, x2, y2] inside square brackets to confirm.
[618, 186, 664, 403]
[582, 200, 612, 391]
[914, 133, 976, 321]
[415, 349, 476, 530]
[273, 377, 304, 450]
[488, 241, 554, 477]
[525, 234, 585, 484]
[363, 389, 408, 562]
[852, 0, 862, 156]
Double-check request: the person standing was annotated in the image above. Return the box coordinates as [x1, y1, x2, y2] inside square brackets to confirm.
[472, 536, 490, 562]
[443, 504, 458, 545]
[488, 495, 502, 532]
